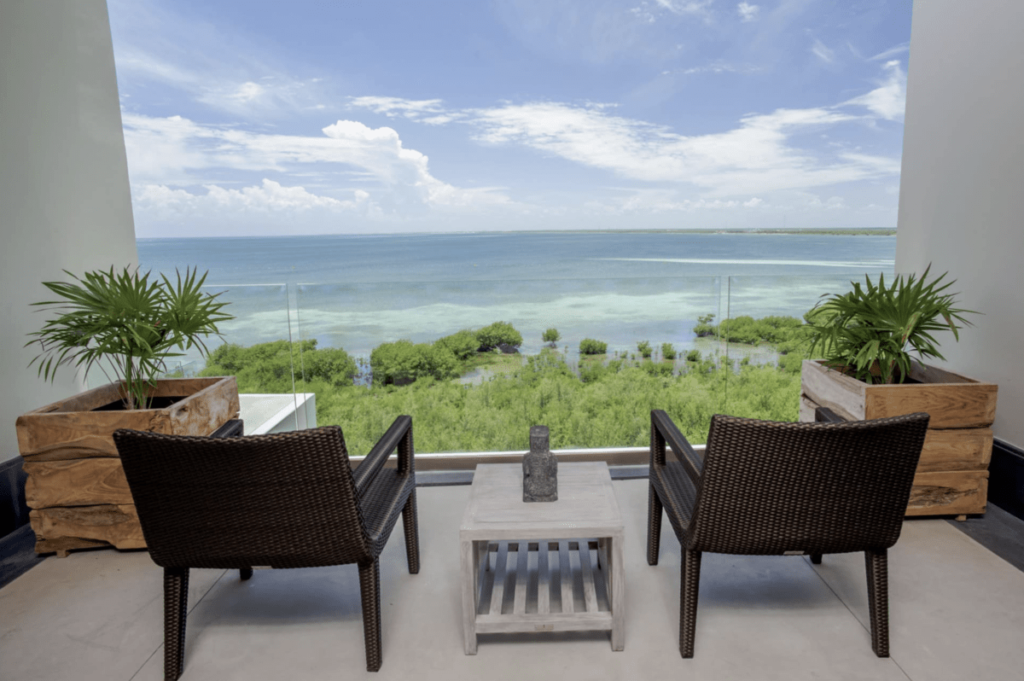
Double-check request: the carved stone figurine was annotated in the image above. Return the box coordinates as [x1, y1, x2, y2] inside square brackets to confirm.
[523, 425, 557, 502]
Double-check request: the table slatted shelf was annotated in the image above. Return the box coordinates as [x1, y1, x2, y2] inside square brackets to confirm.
[474, 540, 611, 632]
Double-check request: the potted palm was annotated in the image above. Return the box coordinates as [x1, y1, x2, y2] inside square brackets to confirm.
[16, 267, 239, 555]
[800, 267, 997, 518]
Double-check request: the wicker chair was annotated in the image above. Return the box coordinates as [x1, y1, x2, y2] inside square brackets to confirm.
[646, 409, 929, 659]
[113, 417, 420, 678]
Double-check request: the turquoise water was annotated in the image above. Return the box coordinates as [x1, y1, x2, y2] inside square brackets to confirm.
[137, 232, 895, 360]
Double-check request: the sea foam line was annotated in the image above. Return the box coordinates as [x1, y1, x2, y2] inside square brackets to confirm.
[593, 258, 893, 268]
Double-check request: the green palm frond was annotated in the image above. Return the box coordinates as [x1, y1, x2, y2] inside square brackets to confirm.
[27, 266, 232, 409]
[806, 265, 977, 384]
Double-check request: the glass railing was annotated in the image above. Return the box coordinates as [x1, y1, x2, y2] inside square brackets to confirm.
[103, 270, 889, 453]
[290, 277, 724, 454]
[719, 273, 864, 422]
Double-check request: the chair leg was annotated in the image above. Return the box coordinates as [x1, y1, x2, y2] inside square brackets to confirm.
[680, 549, 702, 658]
[810, 553, 822, 565]
[402, 489, 421, 575]
[865, 549, 889, 657]
[647, 484, 663, 566]
[359, 559, 383, 672]
[240, 567, 253, 581]
[164, 567, 190, 681]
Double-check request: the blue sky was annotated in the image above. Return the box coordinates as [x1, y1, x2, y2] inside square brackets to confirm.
[109, 0, 912, 237]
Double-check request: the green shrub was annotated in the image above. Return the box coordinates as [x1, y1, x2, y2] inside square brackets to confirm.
[700, 315, 805, 346]
[686, 349, 701, 362]
[637, 341, 652, 358]
[298, 344, 359, 387]
[436, 329, 479, 360]
[201, 339, 356, 393]
[370, 340, 458, 385]
[661, 343, 677, 360]
[579, 338, 607, 355]
[641, 361, 674, 377]
[542, 328, 561, 346]
[693, 313, 717, 337]
[476, 321, 523, 351]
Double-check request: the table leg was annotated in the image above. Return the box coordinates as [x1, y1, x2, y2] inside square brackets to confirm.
[460, 539, 478, 654]
[609, 535, 625, 651]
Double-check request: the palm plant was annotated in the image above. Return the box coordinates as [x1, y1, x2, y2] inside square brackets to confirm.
[27, 267, 232, 409]
[806, 265, 976, 385]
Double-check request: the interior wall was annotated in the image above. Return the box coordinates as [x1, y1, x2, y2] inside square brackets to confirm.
[896, 0, 1024, 447]
[0, 0, 138, 464]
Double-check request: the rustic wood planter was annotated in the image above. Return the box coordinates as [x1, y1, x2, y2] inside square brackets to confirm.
[800, 360, 997, 518]
[16, 377, 240, 555]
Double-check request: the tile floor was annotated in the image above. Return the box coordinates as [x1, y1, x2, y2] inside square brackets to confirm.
[2, 479, 1023, 681]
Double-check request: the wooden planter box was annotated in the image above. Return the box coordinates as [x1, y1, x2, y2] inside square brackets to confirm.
[16, 377, 239, 555]
[800, 360, 997, 518]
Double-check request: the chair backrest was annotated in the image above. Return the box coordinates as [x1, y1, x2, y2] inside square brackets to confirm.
[687, 413, 929, 555]
[114, 426, 369, 569]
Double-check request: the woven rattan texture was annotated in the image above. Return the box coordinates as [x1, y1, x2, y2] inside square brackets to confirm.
[163, 568, 188, 680]
[647, 410, 928, 659]
[114, 420, 418, 676]
[114, 425, 403, 568]
[687, 413, 930, 555]
[866, 549, 890, 657]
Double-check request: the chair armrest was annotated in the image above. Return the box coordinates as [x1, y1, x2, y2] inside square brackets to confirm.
[651, 410, 703, 486]
[815, 407, 847, 424]
[353, 415, 413, 497]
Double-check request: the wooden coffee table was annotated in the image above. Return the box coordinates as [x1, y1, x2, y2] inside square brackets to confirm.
[459, 462, 625, 654]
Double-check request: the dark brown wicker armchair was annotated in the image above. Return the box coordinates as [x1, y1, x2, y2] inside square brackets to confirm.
[646, 409, 929, 659]
[113, 417, 419, 678]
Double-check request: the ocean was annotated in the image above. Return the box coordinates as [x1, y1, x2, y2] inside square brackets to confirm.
[137, 231, 896, 363]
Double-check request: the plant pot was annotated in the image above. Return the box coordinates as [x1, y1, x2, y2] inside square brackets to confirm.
[800, 359, 997, 518]
[15, 377, 240, 555]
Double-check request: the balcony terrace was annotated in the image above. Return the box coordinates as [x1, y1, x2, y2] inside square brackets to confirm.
[3, 1, 1024, 680]
[3, 477, 1024, 681]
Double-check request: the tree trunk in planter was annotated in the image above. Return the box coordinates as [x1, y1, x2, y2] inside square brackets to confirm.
[16, 377, 239, 555]
[800, 360, 997, 518]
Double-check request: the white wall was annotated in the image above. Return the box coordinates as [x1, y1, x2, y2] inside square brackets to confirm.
[0, 1, 138, 463]
[896, 0, 1024, 447]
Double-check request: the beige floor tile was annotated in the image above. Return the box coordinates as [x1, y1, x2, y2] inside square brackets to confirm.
[5, 480, 1023, 681]
[131, 480, 907, 681]
[0, 548, 223, 681]
[812, 518, 1024, 681]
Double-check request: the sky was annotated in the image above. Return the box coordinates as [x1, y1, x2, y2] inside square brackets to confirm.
[109, 0, 913, 238]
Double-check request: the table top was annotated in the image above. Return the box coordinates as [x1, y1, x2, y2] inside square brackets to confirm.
[460, 462, 624, 540]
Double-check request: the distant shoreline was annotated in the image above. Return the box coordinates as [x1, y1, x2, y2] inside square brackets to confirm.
[137, 227, 897, 240]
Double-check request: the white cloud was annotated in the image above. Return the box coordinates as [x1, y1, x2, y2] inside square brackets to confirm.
[737, 3, 760, 22]
[811, 39, 835, 64]
[136, 179, 365, 214]
[465, 101, 891, 196]
[630, 0, 714, 24]
[117, 47, 325, 119]
[843, 60, 906, 121]
[121, 114, 512, 212]
[347, 77, 903, 199]
[655, 0, 714, 17]
[348, 96, 448, 120]
[870, 42, 910, 61]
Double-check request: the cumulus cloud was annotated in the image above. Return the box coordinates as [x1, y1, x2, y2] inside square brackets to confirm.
[136, 179, 366, 214]
[737, 3, 759, 22]
[121, 114, 512, 215]
[843, 60, 906, 121]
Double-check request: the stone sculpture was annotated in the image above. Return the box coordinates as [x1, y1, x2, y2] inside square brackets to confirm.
[523, 425, 557, 502]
